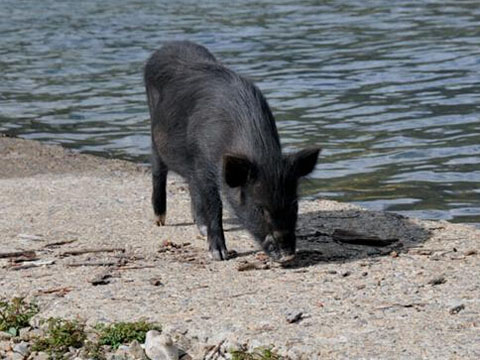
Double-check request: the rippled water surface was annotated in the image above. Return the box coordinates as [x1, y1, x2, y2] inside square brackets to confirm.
[1, 0, 480, 225]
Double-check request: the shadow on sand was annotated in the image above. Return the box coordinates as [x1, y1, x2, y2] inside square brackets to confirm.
[285, 208, 432, 268]
[166, 206, 433, 269]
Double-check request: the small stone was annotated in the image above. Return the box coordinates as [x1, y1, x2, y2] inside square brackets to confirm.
[129, 340, 147, 359]
[30, 351, 49, 360]
[149, 277, 163, 286]
[6, 351, 23, 360]
[18, 327, 31, 339]
[286, 311, 304, 323]
[449, 304, 465, 315]
[90, 272, 112, 286]
[0, 340, 12, 352]
[428, 276, 446, 286]
[13, 341, 29, 357]
[112, 346, 129, 360]
[0, 332, 12, 341]
[341, 271, 351, 277]
[28, 329, 44, 339]
[145, 330, 179, 360]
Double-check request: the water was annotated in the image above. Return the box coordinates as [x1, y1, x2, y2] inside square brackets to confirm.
[1, 0, 480, 226]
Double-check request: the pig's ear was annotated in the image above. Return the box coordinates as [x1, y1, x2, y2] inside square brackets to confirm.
[223, 154, 256, 188]
[291, 147, 321, 178]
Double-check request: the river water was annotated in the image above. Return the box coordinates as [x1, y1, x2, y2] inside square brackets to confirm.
[1, 0, 479, 225]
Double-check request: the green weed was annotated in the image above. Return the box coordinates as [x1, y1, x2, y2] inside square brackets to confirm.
[32, 318, 86, 358]
[0, 297, 39, 336]
[231, 347, 284, 360]
[95, 320, 161, 350]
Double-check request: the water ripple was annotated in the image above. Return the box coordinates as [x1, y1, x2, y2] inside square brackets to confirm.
[1, 0, 479, 225]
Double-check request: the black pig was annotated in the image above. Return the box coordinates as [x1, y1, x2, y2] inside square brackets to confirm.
[144, 41, 320, 261]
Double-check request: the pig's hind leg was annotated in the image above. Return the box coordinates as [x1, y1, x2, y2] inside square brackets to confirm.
[151, 144, 168, 226]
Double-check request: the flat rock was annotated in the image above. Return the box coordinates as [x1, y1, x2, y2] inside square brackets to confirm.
[145, 331, 179, 360]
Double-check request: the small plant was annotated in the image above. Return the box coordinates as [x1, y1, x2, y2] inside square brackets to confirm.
[95, 320, 161, 350]
[32, 318, 86, 358]
[231, 347, 284, 360]
[0, 297, 39, 336]
[83, 339, 107, 360]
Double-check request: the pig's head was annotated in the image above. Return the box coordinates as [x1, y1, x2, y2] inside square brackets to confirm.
[223, 147, 321, 262]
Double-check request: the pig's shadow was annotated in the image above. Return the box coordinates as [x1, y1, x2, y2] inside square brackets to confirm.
[285, 208, 433, 268]
[224, 208, 433, 268]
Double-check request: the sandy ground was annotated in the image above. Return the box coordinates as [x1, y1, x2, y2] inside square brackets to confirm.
[0, 135, 479, 359]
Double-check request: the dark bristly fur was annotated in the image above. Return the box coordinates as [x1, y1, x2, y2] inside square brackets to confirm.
[145, 41, 321, 261]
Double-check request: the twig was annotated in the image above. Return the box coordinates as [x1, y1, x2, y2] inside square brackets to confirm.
[44, 239, 77, 248]
[18, 234, 43, 241]
[333, 229, 398, 247]
[116, 265, 156, 270]
[231, 291, 258, 298]
[8, 259, 55, 270]
[316, 213, 360, 219]
[0, 250, 36, 259]
[60, 247, 125, 257]
[377, 302, 426, 311]
[12, 256, 40, 263]
[204, 339, 226, 359]
[36, 287, 73, 296]
[66, 261, 118, 267]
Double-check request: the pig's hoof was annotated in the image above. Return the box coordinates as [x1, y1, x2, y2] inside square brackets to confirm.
[209, 247, 228, 261]
[155, 214, 166, 226]
[197, 225, 207, 237]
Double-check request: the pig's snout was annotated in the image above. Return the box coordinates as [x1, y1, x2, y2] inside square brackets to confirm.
[263, 231, 296, 263]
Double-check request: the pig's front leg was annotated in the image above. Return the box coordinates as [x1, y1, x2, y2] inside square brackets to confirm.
[189, 183, 208, 237]
[151, 144, 168, 226]
[190, 180, 228, 260]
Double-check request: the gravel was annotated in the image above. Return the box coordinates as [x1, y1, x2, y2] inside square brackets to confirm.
[1, 136, 479, 359]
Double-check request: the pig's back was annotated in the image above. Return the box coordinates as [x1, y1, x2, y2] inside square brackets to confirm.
[146, 41, 282, 178]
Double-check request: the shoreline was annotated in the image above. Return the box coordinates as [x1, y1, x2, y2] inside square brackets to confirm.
[1, 136, 479, 359]
[4, 132, 478, 229]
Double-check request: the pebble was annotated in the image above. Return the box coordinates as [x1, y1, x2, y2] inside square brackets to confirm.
[13, 341, 29, 357]
[449, 304, 465, 315]
[149, 277, 163, 286]
[129, 340, 147, 359]
[112, 347, 130, 360]
[428, 276, 447, 286]
[1, 340, 12, 352]
[18, 327, 31, 340]
[31, 352, 49, 360]
[0, 332, 12, 341]
[145, 330, 179, 360]
[286, 311, 304, 323]
[6, 351, 23, 360]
